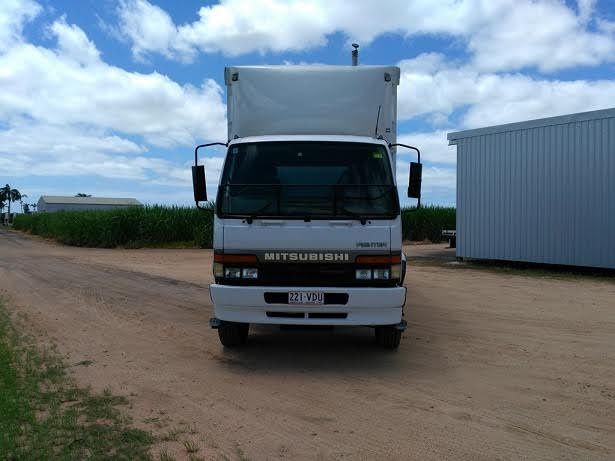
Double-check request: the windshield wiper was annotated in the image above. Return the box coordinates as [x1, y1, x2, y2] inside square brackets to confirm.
[245, 200, 276, 224]
[336, 207, 368, 225]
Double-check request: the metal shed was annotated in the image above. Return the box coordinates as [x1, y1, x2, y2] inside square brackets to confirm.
[37, 196, 142, 213]
[448, 108, 615, 269]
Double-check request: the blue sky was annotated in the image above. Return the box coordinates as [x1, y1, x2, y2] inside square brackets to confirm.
[2, 0, 615, 208]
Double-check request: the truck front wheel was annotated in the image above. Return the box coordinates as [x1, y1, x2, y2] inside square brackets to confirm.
[218, 322, 249, 347]
[375, 326, 401, 349]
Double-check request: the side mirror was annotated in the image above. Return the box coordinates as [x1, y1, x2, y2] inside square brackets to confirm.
[192, 165, 207, 202]
[408, 162, 422, 201]
[192, 142, 227, 206]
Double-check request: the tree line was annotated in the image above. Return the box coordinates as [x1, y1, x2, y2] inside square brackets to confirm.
[0, 184, 27, 214]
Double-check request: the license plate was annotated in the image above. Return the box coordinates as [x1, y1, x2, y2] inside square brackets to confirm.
[288, 291, 324, 305]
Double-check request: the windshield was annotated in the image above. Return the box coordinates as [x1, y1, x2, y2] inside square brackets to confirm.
[217, 141, 399, 219]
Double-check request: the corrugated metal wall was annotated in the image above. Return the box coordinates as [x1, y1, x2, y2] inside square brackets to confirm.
[450, 110, 615, 269]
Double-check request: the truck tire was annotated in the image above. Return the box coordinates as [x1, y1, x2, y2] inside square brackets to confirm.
[218, 322, 249, 347]
[375, 326, 401, 349]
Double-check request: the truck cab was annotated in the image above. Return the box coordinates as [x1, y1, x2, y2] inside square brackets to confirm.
[192, 65, 421, 348]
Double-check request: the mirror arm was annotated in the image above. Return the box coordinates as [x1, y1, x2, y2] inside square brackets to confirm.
[194, 142, 228, 167]
[389, 143, 420, 164]
[194, 142, 228, 210]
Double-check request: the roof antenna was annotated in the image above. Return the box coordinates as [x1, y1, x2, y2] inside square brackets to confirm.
[374, 105, 381, 137]
[351, 43, 359, 66]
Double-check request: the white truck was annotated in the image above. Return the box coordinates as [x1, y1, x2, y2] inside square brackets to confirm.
[192, 60, 422, 349]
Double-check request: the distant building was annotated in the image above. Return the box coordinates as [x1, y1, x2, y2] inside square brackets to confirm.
[37, 196, 142, 212]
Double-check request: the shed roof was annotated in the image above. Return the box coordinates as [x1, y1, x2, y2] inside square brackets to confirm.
[39, 196, 142, 206]
[447, 107, 615, 144]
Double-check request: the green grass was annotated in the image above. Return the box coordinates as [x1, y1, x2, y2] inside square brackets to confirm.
[13, 204, 455, 248]
[401, 205, 456, 242]
[13, 205, 214, 249]
[0, 301, 154, 459]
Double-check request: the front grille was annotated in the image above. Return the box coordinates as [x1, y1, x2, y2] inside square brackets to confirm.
[263, 263, 354, 286]
[266, 311, 304, 318]
[216, 263, 397, 287]
[308, 312, 347, 319]
[265, 312, 348, 319]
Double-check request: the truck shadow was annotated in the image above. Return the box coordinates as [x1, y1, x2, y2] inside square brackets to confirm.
[207, 284, 460, 377]
[208, 323, 449, 376]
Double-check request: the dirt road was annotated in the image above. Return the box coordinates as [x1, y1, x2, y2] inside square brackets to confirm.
[1, 230, 614, 460]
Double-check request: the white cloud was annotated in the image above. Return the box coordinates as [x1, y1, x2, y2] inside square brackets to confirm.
[3, 0, 615, 207]
[423, 167, 456, 194]
[0, 0, 41, 52]
[0, 120, 167, 182]
[116, 0, 179, 61]
[461, 78, 615, 128]
[398, 131, 455, 165]
[468, 0, 615, 72]
[0, 119, 224, 188]
[577, 0, 597, 24]
[396, 161, 456, 205]
[0, 10, 226, 187]
[598, 18, 615, 34]
[117, 0, 329, 59]
[50, 17, 100, 65]
[0, 36, 226, 147]
[396, 47, 615, 196]
[116, 0, 615, 73]
[0, 119, 149, 183]
[397, 53, 615, 128]
[0, 119, 145, 157]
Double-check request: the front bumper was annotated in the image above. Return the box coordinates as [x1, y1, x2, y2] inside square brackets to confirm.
[209, 284, 407, 326]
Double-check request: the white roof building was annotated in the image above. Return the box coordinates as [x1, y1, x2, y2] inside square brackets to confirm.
[37, 196, 142, 212]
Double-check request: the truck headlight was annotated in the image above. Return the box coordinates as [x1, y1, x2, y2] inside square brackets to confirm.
[214, 254, 258, 279]
[355, 269, 372, 280]
[224, 267, 242, 278]
[242, 268, 258, 279]
[390, 264, 402, 280]
[355, 254, 402, 282]
[372, 268, 390, 280]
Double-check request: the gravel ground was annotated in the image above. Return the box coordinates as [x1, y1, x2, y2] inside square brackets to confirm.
[1, 229, 614, 460]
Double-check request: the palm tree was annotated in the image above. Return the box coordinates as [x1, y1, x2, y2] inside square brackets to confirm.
[22, 202, 37, 214]
[0, 184, 23, 214]
[19, 194, 28, 213]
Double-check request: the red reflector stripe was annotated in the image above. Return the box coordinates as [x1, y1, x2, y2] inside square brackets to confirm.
[355, 254, 401, 264]
[214, 254, 257, 263]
